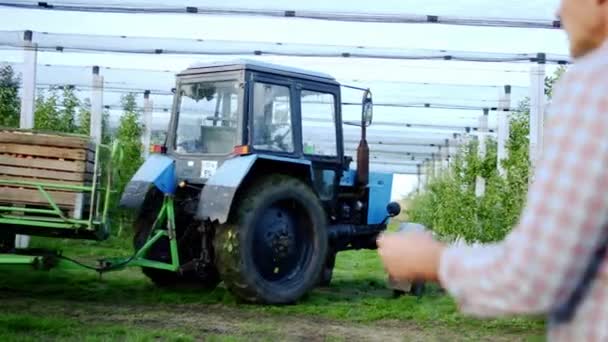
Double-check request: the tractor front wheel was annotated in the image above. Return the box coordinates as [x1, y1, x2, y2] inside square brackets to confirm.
[214, 175, 328, 304]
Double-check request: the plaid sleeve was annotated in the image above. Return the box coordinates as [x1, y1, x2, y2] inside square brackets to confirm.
[437, 65, 608, 317]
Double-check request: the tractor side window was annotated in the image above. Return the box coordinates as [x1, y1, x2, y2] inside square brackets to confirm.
[252, 82, 293, 153]
[174, 80, 240, 154]
[301, 90, 337, 157]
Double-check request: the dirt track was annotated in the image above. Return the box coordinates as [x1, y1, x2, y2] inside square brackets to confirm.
[0, 296, 533, 341]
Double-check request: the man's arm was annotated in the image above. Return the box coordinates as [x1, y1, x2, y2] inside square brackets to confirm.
[438, 69, 608, 317]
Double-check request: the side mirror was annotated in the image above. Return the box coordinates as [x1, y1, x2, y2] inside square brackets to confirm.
[386, 201, 401, 217]
[362, 89, 373, 127]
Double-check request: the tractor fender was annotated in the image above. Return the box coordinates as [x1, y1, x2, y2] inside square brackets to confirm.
[195, 154, 313, 224]
[119, 154, 177, 212]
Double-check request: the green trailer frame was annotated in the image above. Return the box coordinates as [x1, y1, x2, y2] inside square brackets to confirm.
[0, 140, 180, 274]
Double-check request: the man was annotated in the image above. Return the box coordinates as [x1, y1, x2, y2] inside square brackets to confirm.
[377, 0, 608, 340]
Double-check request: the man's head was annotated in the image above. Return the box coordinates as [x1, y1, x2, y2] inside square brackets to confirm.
[558, 0, 608, 58]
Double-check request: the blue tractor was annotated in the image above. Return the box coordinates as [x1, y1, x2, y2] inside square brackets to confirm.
[120, 60, 400, 304]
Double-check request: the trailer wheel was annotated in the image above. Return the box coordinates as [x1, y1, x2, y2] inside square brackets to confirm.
[133, 189, 220, 289]
[214, 175, 328, 304]
[0, 227, 15, 253]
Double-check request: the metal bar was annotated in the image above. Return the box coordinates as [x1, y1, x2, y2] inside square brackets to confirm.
[88, 143, 101, 230]
[0, 217, 81, 229]
[36, 185, 68, 220]
[0, 180, 90, 192]
[0, 254, 39, 265]
[0, 206, 57, 215]
[130, 258, 178, 271]
[134, 229, 166, 259]
[0, 214, 91, 225]
[101, 142, 118, 223]
[167, 197, 179, 270]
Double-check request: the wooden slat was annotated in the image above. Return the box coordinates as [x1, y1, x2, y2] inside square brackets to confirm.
[0, 165, 90, 182]
[0, 155, 94, 173]
[0, 175, 85, 187]
[0, 143, 88, 161]
[0, 130, 93, 150]
[0, 187, 80, 207]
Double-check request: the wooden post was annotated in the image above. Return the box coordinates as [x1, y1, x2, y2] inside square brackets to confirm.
[90, 66, 104, 145]
[529, 53, 546, 176]
[497, 85, 512, 177]
[142, 90, 153, 159]
[475, 109, 489, 198]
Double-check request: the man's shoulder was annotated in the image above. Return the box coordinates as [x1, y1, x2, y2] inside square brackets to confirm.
[554, 55, 608, 100]
[564, 44, 608, 82]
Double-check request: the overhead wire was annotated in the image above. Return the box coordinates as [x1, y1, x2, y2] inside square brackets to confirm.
[0, 30, 572, 64]
[0, 1, 562, 30]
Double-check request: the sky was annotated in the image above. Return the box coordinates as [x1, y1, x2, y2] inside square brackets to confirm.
[0, 0, 570, 199]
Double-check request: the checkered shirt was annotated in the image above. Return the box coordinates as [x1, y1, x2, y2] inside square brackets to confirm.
[438, 41, 608, 341]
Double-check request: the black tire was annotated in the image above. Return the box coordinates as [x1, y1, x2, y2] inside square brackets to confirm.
[318, 250, 336, 287]
[214, 175, 328, 304]
[0, 227, 15, 253]
[393, 281, 426, 298]
[133, 190, 220, 289]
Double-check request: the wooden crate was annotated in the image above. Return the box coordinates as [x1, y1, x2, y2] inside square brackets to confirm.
[0, 129, 96, 218]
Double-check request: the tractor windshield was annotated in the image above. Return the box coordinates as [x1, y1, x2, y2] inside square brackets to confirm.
[174, 80, 241, 154]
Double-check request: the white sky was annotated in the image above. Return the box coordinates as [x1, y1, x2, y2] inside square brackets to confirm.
[0, 1, 570, 199]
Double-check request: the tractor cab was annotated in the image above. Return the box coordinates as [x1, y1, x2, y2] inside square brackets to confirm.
[163, 59, 370, 189]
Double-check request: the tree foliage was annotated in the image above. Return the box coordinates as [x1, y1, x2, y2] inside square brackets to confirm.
[0, 65, 21, 128]
[406, 67, 565, 243]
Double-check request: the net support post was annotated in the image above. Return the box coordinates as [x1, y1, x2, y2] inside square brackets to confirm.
[16, 30, 37, 249]
[442, 138, 450, 169]
[416, 164, 422, 193]
[475, 109, 489, 198]
[19, 30, 36, 130]
[529, 54, 546, 180]
[142, 90, 153, 159]
[91, 66, 104, 144]
[497, 85, 512, 177]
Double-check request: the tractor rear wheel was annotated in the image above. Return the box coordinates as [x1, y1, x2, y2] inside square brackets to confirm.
[133, 189, 220, 289]
[214, 175, 328, 304]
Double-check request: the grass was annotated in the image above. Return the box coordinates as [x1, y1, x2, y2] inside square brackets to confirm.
[0, 229, 546, 341]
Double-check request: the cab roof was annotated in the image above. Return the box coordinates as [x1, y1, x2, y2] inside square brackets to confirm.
[178, 59, 339, 85]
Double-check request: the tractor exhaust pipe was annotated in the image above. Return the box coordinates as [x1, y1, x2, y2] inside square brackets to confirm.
[357, 89, 373, 187]
[357, 123, 369, 186]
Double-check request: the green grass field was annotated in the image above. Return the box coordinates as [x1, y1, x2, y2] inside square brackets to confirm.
[0, 231, 546, 341]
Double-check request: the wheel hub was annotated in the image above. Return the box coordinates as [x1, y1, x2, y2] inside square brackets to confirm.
[264, 211, 295, 260]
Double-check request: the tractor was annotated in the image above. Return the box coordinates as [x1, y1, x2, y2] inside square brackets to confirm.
[119, 60, 400, 304]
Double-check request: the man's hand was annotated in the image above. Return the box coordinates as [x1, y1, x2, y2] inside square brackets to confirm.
[377, 231, 446, 283]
